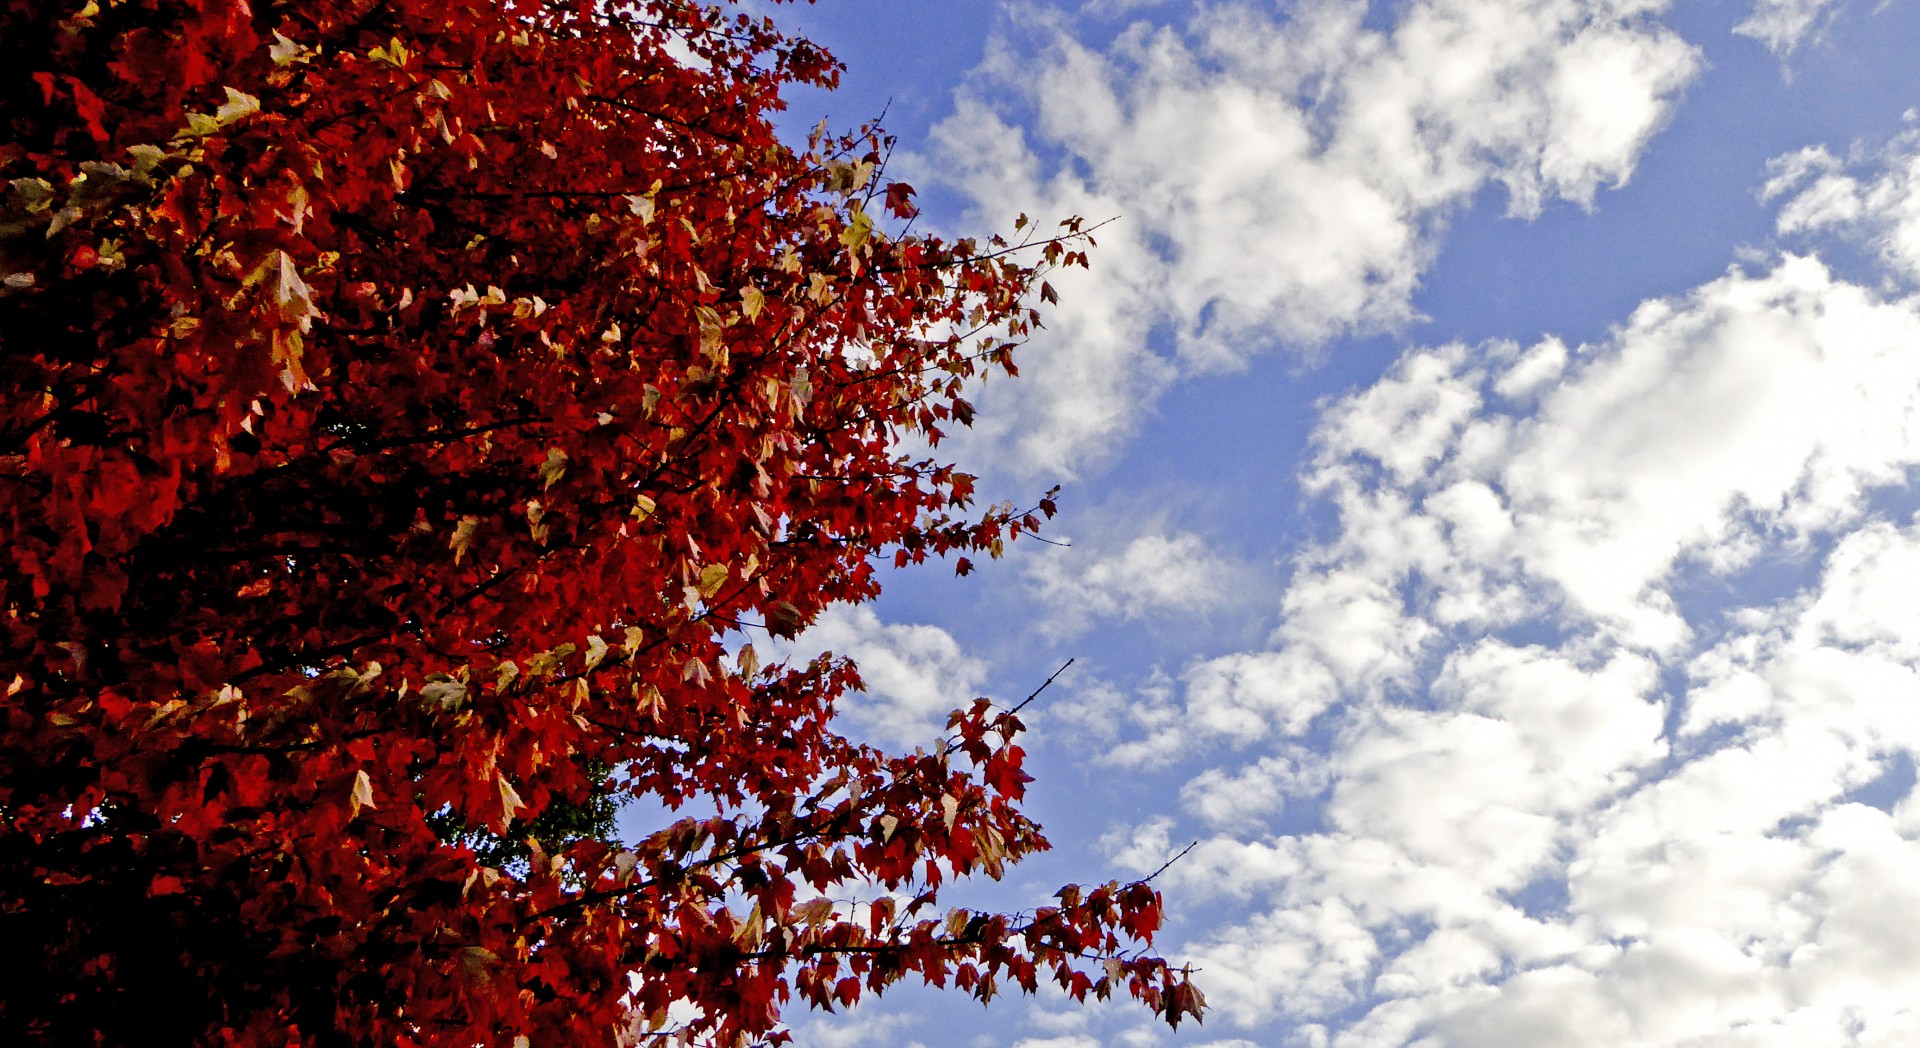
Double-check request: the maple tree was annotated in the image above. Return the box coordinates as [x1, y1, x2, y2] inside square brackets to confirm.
[0, 0, 1204, 1044]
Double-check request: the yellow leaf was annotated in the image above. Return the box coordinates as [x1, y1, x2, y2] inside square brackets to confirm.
[370, 36, 411, 67]
[349, 769, 375, 815]
[796, 897, 834, 928]
[733, 900, 765, 950]
[839, 207, 874, 252]
[11, 177, 55, 212]
[214, 87, 260, 125]
[419, 677, 467, 711]
[526, 644, 576, 677]
[496, 777, 526, 829]
[695, 305, 725, 355]
[538, 447, 568, 490]
[449, 514, 479, 564]
[269, 31, 306, 65]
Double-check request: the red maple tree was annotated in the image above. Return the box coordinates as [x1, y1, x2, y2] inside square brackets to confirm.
[0, 0, 1203, 1043]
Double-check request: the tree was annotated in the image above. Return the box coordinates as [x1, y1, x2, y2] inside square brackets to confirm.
[0, 0, 1203, 1043]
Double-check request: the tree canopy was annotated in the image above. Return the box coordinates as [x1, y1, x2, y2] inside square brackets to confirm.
[0, 0, 1201, 1043]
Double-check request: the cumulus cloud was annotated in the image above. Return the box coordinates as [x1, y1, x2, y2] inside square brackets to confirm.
[1054, 651, 1340, 767]
[1305, 253, 1920, 652]
[1025, 530, 1243, 637]
[1094, 137, 1920, 1042]
[1180, 748, 1328, 830]
[1764, 133, 1920, 284]
[780, 605, 987, 749]
[925, 0, 1700, 475]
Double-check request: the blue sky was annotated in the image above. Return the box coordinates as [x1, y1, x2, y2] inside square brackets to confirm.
[735, 2, 1920, 1045]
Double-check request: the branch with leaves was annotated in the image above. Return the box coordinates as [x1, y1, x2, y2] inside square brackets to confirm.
[0, 0, 1199, 1044]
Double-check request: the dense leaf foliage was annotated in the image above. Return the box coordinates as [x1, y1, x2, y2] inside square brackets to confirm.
[0, 0, 1202, 1043]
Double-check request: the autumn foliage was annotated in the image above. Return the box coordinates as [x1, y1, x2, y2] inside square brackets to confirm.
[0, 0, 1202, 1043]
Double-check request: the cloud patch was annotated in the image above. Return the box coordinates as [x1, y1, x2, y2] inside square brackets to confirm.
[1094, 138, 1920, 1043]
[780, 605, 988, 749]
[1765, 133, 1920, 284]
[1025, 530, 1243, 637]
[927, 0, 1700, 475]
[1735, 0, 1850, 55]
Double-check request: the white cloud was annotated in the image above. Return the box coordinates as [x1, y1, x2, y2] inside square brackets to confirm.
[927, 0, 1700, 475]
[1180, 749, 1328, 830]
[1766, 132, 1920, 284]
[1183, 650, 1343, 740]
[781, 605, 988, 749]
[1734, 0, 1850, 55]
[779, 1005, 929, 1044]
[1088, 137, 1920, 1043]
[1313, 253, 1920, 651]
[1025, 530, 1243, 637]
[1101, 813, 1177, 874]
[1143, 246, 1920, 765]
[785, 1010, 927, 1048]
[1050, 668, 1190, 769]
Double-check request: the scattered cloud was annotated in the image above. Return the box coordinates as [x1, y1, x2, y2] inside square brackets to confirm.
[1180, 748, 1327, 830]
[1765, 132, 1920, 284]
[1088, 137, 1920, 1042]
[780, 605, 987, 749]
[1050, 668, 1189, 769]
[1302, 252, 1920, 655]
[1024, 530, 1244, 637]
[785, 1009, 928, 1048]
[925, 0, 1700, 476]
[1734, 0, 1850, 56]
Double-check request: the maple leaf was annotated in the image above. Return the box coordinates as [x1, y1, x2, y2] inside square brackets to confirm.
[0, 0, 1180, 1044]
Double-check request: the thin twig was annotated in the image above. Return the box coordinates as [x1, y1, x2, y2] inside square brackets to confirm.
[1142, 841, 1199, 885]
[1006, 658, 1074, 718]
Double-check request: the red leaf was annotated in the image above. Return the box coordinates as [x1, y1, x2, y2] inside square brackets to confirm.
[0, 1, 1169, 1044]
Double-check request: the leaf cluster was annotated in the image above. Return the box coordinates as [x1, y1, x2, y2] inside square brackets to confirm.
[0, 0, 1197, 1044]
